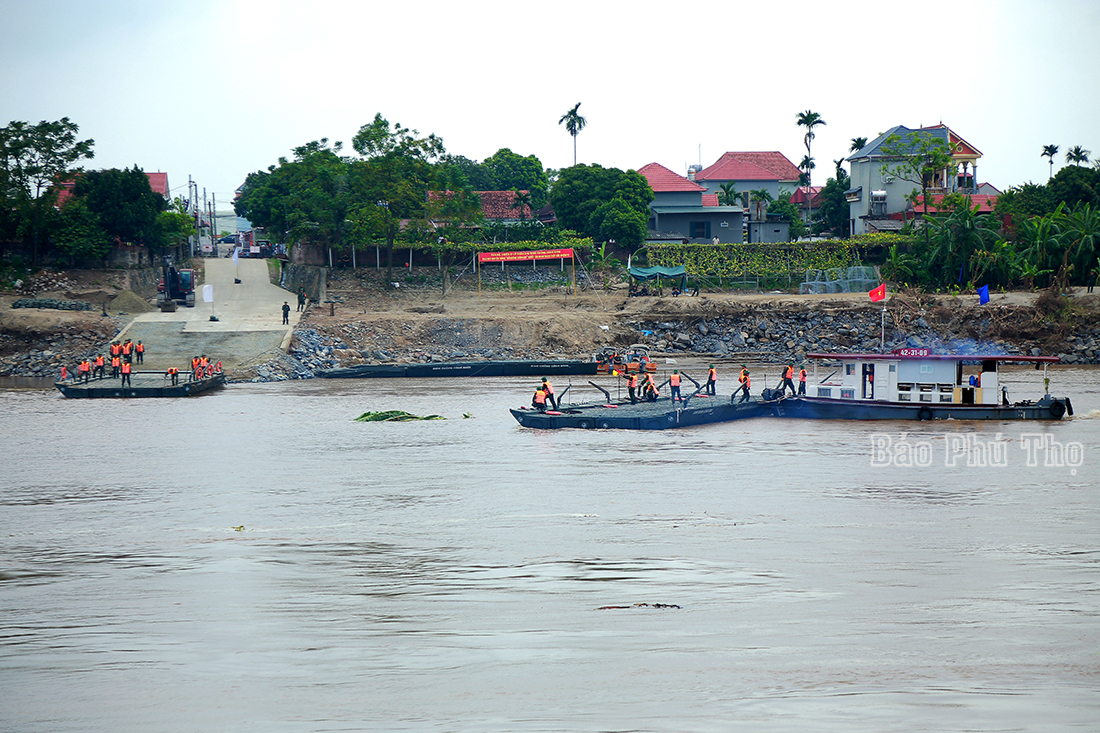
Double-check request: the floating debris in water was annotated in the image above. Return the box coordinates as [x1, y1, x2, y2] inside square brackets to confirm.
[597, 602, 682, 610]
[354, 410, 444, 422]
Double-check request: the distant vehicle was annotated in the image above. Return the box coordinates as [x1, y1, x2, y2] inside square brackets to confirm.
[157, 256, 196, 310]
[219, 234, 238, 244]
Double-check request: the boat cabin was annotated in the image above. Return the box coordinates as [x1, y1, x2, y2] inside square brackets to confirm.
[806, 349, 1058, 405]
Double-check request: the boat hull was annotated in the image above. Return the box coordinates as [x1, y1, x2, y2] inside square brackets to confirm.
[767, 395, 1071, 421]
[56, 372, 225, 399]
[320, 360, 598, 379]
[511, 394, 766, 430]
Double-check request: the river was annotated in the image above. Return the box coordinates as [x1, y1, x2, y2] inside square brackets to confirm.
[2, 364, 1099, 732]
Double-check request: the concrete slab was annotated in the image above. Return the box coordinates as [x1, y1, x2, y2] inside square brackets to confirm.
[112, 258, 300, 370]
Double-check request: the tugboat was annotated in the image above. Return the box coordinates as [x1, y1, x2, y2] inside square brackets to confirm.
[768, 349, 1072, 421]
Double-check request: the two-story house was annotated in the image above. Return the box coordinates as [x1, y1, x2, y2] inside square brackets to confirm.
[846, 124, 982, 235]
[638, 162, 744, 243]
[693, 151, 802, 203]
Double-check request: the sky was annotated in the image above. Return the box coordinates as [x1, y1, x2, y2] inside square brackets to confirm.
[3, 0, 1098, 212]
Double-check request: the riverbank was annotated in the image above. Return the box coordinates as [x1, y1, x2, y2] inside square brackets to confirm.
[4, 266, 1100, 381]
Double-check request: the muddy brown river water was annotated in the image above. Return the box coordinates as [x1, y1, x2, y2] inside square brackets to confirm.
[2, 365, 1099, 731]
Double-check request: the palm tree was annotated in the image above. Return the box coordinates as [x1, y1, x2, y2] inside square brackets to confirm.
[717, 182, 739, 207]
[796, 111, 826, 184]
[1042, 144, 1059, 179]
[849, 137, 868, 154]
[1065, 145, 1091, 166]
[833, 158, 846, 181]
[511, 189, 533, 221]
[558, 103, 587, 166]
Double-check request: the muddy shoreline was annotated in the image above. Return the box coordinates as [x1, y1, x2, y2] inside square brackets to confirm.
[4, 267, 1100, 382]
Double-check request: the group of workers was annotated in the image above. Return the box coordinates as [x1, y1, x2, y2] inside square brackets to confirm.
[62, 341, 222, 388]
[530, 361, 810, 410]
[68, 339, 145, 387]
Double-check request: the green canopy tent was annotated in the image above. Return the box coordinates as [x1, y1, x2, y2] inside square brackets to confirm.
[628, 265, 687, 290]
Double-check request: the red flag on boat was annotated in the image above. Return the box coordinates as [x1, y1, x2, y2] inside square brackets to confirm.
[869, 284, 886, 302]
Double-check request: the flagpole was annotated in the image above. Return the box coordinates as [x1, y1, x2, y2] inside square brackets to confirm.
[881, 306, 886, 353]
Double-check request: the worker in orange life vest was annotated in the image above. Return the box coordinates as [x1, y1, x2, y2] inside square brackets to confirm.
[641, 373, 659, 402]
[706, 365, 717, 395]
[135, 341, 144, 364]
[120, 360, 132, 387]
[540, 377, 557, 410]
[109, 341, 120, 358]
[798, 365, 807, 396]
[669, 369, 682, 401]
[737, 370, 751, 403]
[166, 366, 179, 385]
[110, 354, 121, 378]
[779, 363, 796, 396]
[622, 372, 639, 404]
[532, 385, 548, 411]
[121, 340, 132, 358]
[78, 358, 91, 383]
[60, 365, 68, 382]
[94, 354, 105, 379]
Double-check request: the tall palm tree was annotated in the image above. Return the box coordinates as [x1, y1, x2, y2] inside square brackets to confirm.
[849, 137, 868, 154]
[558, 103, 587, 166]
[833, 158, 846, 181]
[796, 111, 826, 185]
[1066, 145, 1091, 166]
[1042, 144, 1059, 179]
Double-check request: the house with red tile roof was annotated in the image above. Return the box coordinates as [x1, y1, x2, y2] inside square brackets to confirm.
[427, 189, 534, 225]
[55, 170, 171, 207]
[638, 162, 744, 243]
[693, 151, 802, 201]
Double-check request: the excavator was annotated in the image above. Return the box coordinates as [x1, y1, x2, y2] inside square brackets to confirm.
[156, 257, 196, 311]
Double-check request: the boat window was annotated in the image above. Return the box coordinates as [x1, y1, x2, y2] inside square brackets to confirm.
[817, 387, 831, 398]
[889, 365, 896, 372]
[841, 388, 855, 399]
[982, 359, 998, 373]
[920, 364, 934, 374]
[845, 364, 855, 375]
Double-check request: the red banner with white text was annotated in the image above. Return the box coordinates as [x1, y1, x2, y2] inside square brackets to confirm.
[478, 248, 574, 264]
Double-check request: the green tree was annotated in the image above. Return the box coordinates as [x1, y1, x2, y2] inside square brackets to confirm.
[73, 166, 165, 249]
[769, 188, 808, 240]
[795, 110, 826, 187]
[717, 182, 740, 206]
[812, 173, 851, 238]
[550, 165, 652, 244]
[155, 197, 197, 258]
[1065, 145, 1091, 166]
[1047, 164, 1100, 210]
[923, 198, 1000, 286]
[994, 181, 1055, 222]
[351, 114, 444, 281]
[850, 137, 868, 153]
[595, 197, 647, 249]
[511, 189, 534, 220]
[481, 148, 549, 207]
[1057, 202, 1100, 285]
[1042, 144, 1059, 180]
[53, 197, 110, 265]
[878, 131, 955, 228]
[439, 154, 495, 191]
[0, 117, 95, 264]
[558, 103, 587, 166]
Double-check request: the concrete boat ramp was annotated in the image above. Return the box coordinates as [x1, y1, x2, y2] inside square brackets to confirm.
[112, 258, 299, 373]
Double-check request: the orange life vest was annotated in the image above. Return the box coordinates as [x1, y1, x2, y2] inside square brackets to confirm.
[110, 343, 120, 357]
[534, 388, 547, 405]
[135, 343, 144, 353]
[122, 343, 131, 355]
[111, 356, 120, 367]
[670, 374, 680, 386]
[79, 360, 90, 373]
[95, 356, 104, 367]
[784, 366, 793, 379]
[121, 362, 131, 374]
[708, 368, 717, 381]
[799, 369, 807, 382]
[743, 375, 751, 389]
[542, 380, 553, 394]
[628, 374, 638, 388]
